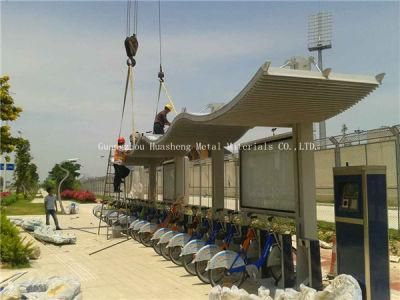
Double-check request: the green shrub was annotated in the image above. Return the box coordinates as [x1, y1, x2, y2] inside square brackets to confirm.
[0, 214, 34, 268]
[0, 193, 18, 207]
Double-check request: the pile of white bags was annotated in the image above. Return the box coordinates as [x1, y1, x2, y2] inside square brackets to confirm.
[0, 276, 82, 300]
[7, 217, 24, 226]
[209, 286, 273, 300]
[209, 274, 362, 300]
[33, 225, 76, 245]
[67, 202, 79, 214]
[21, 218, 43, 231]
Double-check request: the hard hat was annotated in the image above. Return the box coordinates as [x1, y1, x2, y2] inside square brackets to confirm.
[165, 103, 173, 111]
[117, 137, 125, 145]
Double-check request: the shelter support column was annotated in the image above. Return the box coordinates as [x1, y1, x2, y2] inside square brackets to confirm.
[148, 164, 157, 203]
[212, 148, 224, 209]
[175, 156, 189, 204]
[293, 123, 318, 286]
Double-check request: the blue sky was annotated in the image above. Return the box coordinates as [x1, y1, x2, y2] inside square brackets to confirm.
[1, 1, 399, 179]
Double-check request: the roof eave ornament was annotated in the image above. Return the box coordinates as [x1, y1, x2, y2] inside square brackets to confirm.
[375, 73, 385, 84]
[322, 68, 332, 79]
[261, 61, 271, 73]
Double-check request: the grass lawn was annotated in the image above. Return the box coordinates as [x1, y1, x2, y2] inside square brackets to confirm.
[2, 196, 44, 216]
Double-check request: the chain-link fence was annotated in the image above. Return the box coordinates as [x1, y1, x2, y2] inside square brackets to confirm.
[81, 125, 400, 231]
[314, 125, 400, 230]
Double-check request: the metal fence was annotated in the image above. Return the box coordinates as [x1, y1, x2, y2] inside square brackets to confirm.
[81, 125, 399, 231]
[314, 125, 400, 230]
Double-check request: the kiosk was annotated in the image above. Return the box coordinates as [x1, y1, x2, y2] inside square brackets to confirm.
[333, 166, 390, 300]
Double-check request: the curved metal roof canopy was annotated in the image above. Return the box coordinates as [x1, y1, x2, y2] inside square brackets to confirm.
[126, 61, 383, 165]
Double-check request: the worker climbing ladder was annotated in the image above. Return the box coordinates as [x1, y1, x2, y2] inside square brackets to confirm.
[97, 148, 130, 239]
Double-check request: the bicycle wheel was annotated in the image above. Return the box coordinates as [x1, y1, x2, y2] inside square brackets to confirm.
[182, 254, 196, 275]
[195, 260, 210, 283]
[268, 245, 297, 284]
[169, 246, 183, 265]
[208, 268, 246, 288]
[160, 243, 171, 260]
[153, 240, 162, 255]
[130, 230, 138, 241]
[139, 232, 153, 247]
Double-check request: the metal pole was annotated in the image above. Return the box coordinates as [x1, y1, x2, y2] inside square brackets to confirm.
[317, 49, 327, 147]
[390, 126, 400, 232]
[235, 157, 239, 211]
[2, 157, 6, 192]
[57, 166, 69, 214]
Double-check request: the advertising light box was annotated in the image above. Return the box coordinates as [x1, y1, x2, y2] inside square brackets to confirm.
[163, 161, 175, 202]
[240, 134, 296, 215]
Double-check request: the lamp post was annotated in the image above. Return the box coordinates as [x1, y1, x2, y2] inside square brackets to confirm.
[58, 158, 79, 214]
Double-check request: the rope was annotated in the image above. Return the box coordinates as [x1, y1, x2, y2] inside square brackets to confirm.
[158, 0, 162, 66]
[161, 81, 177, 113]
[118, 66, 132, 137]
[130, 66, 135, 138]
[126, 0, 139, 36]
[154, 80, 163, 118]
[126, 0, 131, 36]
[134, 0, 139, 35]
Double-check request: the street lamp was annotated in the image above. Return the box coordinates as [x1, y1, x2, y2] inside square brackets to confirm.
[58, 158, 79, 214]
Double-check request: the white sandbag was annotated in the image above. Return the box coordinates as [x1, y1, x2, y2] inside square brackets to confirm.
[315, 274, 362, 300]
[1, 276, 81, 300]
[19, 279, 48, 293]
[221, 285, 250, 300]
[21, 218, 43, 231]
[258, 286, 273, 300]
[0, 282, 22, 300]
[7, 217, 24, 226]
[33, 225, 76, 245]
[20, 292, 47, 299]
[68, 202, 79, 214]
[274, 288, 300, 300]
[298, 284, 317, 300]
[46, 276, 81, 300]
[209, 285, 222, 300]
[248, 294, 262, 300]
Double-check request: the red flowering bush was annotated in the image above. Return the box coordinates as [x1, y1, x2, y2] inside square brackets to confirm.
[0, 192, 15, 206]
[61, 189, 96, 202]
[1, 192, 11, 198]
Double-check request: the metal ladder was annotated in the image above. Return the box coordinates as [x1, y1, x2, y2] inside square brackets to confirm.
[97, 148, 130, 239]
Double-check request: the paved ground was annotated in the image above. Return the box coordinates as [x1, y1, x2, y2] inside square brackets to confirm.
[2, 201, 400, 299]
[1, 203, 210, 300]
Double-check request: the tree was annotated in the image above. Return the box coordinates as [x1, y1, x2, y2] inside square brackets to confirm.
[1, 76, 22, 161]
[13, 139, 39, 198]
[46, 161, 81, 213]
[47, 161, 81, 191]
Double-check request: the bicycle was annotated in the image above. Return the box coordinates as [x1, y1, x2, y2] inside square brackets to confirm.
[206, 216, 296, 288]
[181, 208, 232, 275]
[167, 206, 210, 265]
[194, 211, 242, 283]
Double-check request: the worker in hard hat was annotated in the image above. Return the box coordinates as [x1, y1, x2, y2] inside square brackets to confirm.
[113, 137, 130, 193]
[153, 104, 172, 134]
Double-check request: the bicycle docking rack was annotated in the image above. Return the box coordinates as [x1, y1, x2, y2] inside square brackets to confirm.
[296, 238, 322, 290]
[259, 230, 296, 289]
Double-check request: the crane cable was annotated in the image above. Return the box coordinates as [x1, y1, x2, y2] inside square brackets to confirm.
[118, 0, 138, 139]
[118, 66, 132, 138]
[154, 0, 177, 119]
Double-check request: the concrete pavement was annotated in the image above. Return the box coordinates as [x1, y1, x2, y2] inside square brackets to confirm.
[1, 204, 210, 300]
